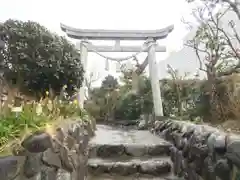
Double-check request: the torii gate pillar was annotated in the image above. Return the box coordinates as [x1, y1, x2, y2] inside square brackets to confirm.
[147, 38, 163, 117]
[79, 41, 88, 109]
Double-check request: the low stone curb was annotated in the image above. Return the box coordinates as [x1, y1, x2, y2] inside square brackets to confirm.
[151, 119, 240, 180]
[0, 118, 96, 180]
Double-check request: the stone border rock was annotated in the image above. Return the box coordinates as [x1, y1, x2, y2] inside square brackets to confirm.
[151, 120, 240, 180]
[0, 118, 96, 180]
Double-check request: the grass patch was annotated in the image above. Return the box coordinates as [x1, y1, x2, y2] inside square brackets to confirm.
[0, 89, 88, 155]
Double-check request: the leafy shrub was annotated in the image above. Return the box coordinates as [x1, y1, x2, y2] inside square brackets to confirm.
[0, 19, 84, 96]
[0, 88, 84, 151]
[114, 93, 142, 120]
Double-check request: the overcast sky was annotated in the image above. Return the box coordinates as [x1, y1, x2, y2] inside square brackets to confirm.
[0, 0, 198, 86]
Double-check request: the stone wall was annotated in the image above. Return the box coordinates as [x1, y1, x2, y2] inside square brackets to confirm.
[151, 120, 240, 180]
[0, 118, 96, 180]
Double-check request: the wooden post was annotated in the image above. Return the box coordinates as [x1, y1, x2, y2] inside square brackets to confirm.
[147, 38, 164, 117]
[79, 40, 88, 109]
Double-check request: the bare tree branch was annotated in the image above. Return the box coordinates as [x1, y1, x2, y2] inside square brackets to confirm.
[229, 21, 240, 44]
[184, 1, 240, 77]
[184, 42, 208, 72]
[222, 0, 240, 20]
[135, 56, 148, 75]
[85, 71, 101, 99]
[186, 0, 240, 20]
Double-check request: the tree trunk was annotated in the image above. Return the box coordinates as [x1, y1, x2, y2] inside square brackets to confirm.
[206, 69, 225, 123]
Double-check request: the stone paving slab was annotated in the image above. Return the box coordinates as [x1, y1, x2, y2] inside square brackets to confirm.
[88, 173, 177, 180]
[88, 156, 171, 163]
[90, 125, 170, 145]
[88, 157, 171, 176]
[89, 143, 171, 158]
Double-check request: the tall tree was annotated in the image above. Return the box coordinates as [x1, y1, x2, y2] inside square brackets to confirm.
[101, 75, 119, 90]
[0, 19, 84, 96]
[185, 4, 240, 121]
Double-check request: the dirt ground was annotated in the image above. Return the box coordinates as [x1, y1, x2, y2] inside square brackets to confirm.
[214, 120, 240, 133]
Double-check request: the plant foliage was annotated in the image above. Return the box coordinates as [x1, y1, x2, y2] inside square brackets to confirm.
[0, 19, 84, 97]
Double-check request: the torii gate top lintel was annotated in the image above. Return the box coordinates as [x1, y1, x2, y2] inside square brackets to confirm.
[60, 23, 174, 40]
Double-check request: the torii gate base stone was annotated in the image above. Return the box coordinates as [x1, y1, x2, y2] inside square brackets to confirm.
[60, 23, 174, 118]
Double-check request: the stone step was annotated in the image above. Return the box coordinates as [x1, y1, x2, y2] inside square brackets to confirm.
[88, 173, 177, 180]
[88, 157, 171, 176]
[89, 143, 171, 158]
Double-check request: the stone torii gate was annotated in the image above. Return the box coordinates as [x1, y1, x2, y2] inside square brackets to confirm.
[60, 23, 174, 118]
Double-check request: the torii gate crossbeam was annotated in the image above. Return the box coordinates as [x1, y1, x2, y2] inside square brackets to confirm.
[60, 23, 174, 119]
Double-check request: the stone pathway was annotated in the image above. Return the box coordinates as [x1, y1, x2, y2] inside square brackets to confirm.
[87, 125, 174, 180]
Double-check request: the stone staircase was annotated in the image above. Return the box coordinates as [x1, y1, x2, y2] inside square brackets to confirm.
[87, 125, 174, 180]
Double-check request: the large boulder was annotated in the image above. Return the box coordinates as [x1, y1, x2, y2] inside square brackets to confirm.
[21, 131, 52, 153]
